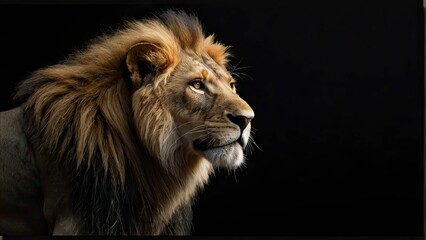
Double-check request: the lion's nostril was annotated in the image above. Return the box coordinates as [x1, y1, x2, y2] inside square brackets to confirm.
[226, 114, 251, 131]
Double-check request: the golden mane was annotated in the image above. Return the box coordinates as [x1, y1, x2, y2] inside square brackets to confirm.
[13, 10, 232, 234]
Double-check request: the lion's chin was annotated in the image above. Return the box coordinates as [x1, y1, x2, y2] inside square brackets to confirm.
[195, 142, 245, 169]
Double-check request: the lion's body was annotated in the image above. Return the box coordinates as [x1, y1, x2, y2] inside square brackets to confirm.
[0, 10, 254, 235]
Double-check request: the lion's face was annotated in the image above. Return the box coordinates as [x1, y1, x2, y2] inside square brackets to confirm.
[132, 49, 254, 169]
[165, 52, 254, 168]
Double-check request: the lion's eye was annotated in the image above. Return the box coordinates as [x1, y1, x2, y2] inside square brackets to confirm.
[191, 80, 205, 90]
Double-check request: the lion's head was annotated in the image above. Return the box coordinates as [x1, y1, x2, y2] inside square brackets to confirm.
[11, 10, 255, 234]
[127, 21, 255, 171]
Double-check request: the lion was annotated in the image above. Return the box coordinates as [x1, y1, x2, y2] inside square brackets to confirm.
[0, 10, 254, 235]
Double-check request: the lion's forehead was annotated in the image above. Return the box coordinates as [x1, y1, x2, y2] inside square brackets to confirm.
[185, 53, 231, 83]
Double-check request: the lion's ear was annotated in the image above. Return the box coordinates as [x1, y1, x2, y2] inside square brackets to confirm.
[126, 42, 168, 87]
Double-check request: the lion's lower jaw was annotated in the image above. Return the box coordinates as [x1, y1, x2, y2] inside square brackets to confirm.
[202, 142, 245, 169]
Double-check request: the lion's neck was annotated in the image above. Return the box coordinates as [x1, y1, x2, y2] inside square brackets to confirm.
[135, 146, 213, 234]
[62, 142, 213, 235]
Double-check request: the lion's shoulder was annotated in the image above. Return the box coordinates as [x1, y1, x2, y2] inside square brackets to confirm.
[0, 107, 28, 156]
[0, 107, 47, 234]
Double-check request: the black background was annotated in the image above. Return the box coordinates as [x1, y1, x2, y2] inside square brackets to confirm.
[0, 0, 423, 238]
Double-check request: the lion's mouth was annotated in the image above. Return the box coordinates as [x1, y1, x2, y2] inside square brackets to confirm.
[193, 138, 242, 151]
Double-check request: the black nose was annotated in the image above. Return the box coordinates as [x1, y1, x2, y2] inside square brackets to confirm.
[227, 114, 251, 131]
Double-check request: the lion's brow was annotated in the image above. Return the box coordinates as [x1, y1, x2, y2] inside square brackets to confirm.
[197, 57, 228, 81]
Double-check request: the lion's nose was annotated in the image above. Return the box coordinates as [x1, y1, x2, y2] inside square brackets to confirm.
[226, 112, 254, 132]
